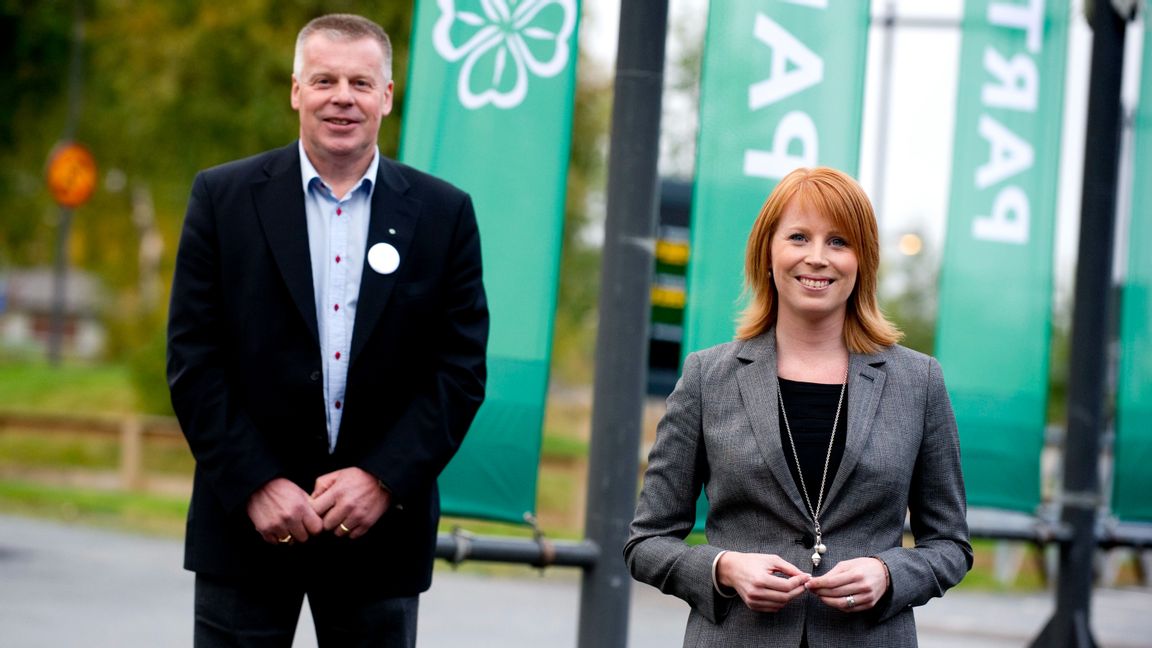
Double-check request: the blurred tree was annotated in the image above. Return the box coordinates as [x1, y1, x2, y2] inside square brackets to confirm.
[551, 48, 610, 386]
[0, 0, 76, 264]
[879, 248, 938, 355]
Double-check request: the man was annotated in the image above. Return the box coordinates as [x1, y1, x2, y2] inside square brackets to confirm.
[167, 13, 488, 647]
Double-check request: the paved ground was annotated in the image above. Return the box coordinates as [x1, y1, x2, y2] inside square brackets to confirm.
[2, 513, 1150, 647]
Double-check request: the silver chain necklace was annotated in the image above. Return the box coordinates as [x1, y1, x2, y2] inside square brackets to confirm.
[777, 367, 848, 568]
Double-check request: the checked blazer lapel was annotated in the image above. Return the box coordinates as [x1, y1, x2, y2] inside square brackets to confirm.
[736, 335, 809, 520]
[822, 352, 888, 510]
[253, 147, 318, 344]
[349, 158, 420, 366]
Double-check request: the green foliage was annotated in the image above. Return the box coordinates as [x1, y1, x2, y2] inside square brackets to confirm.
[0, 431, 118, 469]
[0, 360, 135, 413]
[127, 318, 174, 416]
[550, 51, 611, 386]
[539, 431, 587, 460]
[879, 251, 938, 355]
[0, 479, 189, 537]
[0, 0, 73, 147]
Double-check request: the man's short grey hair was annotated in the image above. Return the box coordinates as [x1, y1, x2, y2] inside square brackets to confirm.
[294, 14, 393, 82]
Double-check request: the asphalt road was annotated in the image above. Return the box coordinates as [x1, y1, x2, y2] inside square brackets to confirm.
[2, 513, 1150, 647]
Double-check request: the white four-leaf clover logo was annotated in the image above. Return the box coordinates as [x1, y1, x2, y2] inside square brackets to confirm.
[433, 0, 577, 110]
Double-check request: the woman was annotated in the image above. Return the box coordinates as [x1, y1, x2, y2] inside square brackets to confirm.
[625, 167, 971, 647]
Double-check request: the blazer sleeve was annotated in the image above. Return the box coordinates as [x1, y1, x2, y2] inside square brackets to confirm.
[873, 355, 973, 620]
[166, 171, 282, 513]
[356, 193, 488, 503]
[624, 351, 734, 624]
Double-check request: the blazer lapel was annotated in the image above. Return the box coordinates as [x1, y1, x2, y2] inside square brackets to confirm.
[349, 158, 419, 365]
[253, 146, 318, 344]
[823, 352, 888, 509]
[736, 335, 809, 518]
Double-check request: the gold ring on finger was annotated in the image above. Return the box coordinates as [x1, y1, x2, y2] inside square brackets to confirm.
[279, 534, 294, 544]
[339, 523, 351, 534]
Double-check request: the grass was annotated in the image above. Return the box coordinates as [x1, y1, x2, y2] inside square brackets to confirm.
[0, 479, 189, 537]
[0, 360, 137, 414]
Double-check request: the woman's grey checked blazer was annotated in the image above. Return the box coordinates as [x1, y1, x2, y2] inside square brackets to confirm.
[625, 331, 972, 647]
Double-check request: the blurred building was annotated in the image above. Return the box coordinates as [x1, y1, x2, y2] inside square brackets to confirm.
[0, 268, 106, 359]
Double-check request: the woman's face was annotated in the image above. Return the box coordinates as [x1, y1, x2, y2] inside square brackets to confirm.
[770, 198, 859, 324]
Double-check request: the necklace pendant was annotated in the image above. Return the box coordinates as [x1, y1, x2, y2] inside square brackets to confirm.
[811, 533, 827, 567]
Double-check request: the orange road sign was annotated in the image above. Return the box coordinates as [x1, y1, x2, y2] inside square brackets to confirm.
[46, 142, 97, 208]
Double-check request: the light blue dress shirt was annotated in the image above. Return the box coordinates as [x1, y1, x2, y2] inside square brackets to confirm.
[299, 142, 379, 453]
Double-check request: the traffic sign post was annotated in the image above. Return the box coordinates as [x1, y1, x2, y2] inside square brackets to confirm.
[44, 141, 97, 365]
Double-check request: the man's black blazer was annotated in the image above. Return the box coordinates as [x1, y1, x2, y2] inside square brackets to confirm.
[167, 142, 488, 593]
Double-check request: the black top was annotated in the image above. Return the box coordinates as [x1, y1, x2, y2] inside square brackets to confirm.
[777, 377, 847, 519]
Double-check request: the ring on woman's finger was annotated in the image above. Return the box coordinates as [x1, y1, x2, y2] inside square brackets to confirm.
[278, 534, 294, 544]
[844, 594, 856, 609]
[339, 523, 351, 534]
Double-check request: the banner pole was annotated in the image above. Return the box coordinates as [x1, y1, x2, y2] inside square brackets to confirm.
[577, 2, 669, 647]
[1029, 2, 1132, 646]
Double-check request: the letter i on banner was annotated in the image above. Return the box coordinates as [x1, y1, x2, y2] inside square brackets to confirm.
[683, 0, 870, 356]
[935, 0, 1069, 512]
[400, 0, 581, 523]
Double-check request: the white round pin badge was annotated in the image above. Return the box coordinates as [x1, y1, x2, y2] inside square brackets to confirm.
[367, 242, 400, 275]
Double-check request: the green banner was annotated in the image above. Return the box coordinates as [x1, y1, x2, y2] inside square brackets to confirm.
[935, 0, 1068, 512]
[399, 0, 579, 523]
[682, 0, 871, 356]
[1113, 16, 1152, 522]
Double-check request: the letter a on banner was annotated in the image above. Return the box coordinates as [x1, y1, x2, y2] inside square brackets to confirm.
[935, 0, 1069, 512]
[684, 0, 870, 357]
[400, 0, 580, 523]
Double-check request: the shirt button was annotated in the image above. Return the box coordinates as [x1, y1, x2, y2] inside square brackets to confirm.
[335, 255, 341, 263]
[336, 207, 342, 216]
[334, 352, 341, 360]
[335, 400, 342, 409]
[309, 371, 320, 381]
[333, 303, 339, 312]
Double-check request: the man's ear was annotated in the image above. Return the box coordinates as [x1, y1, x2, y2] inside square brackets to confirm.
[381, 80, 395, 116]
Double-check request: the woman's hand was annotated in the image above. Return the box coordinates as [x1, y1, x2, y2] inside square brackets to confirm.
[805, 557, 890, 612]
[717, 552, 811, 612]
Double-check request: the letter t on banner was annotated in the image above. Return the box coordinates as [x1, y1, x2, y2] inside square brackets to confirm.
[400, 0, 581, 523]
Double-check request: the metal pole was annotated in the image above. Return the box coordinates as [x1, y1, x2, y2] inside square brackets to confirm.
[47, 0, 86, 365]
[435, 532, 600, 568]
[576, 2, 669, 647]
[869, 0, 897, 225]
[47, 209, 74, 365]
[1029, 2, 1129, 646]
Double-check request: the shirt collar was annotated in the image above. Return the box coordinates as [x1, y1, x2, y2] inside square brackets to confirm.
[298, 141, 379, 198]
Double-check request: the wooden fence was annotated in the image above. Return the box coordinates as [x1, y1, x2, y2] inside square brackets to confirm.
[0, 410, 183, 491]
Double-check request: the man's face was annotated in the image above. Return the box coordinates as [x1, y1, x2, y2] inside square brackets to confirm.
[291, 34, 393, 167]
